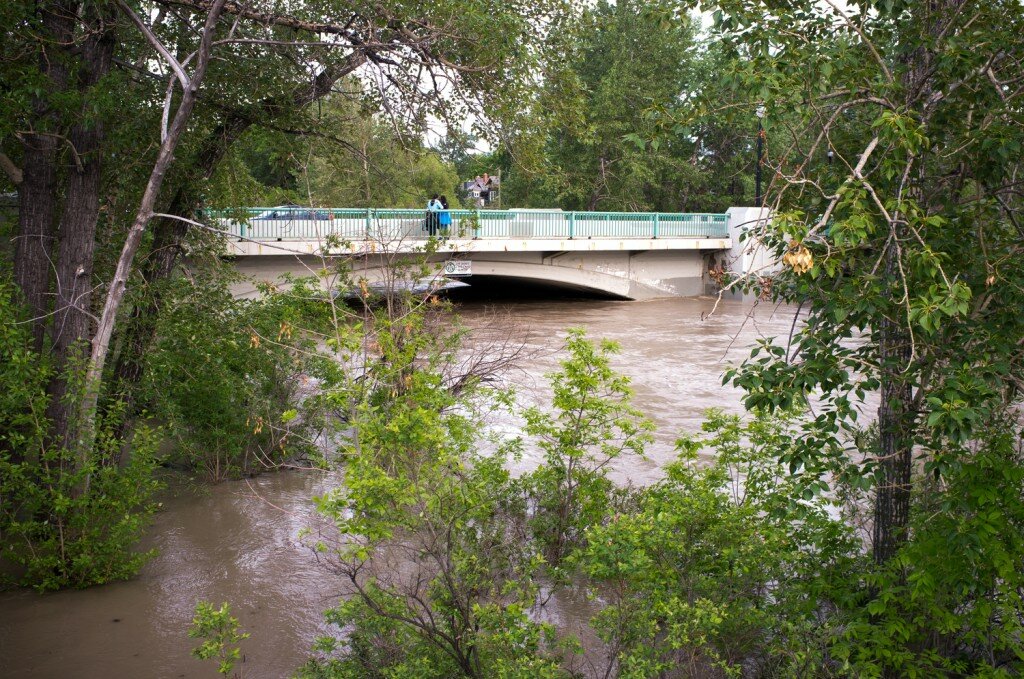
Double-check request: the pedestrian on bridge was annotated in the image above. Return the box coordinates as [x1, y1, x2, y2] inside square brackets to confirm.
[426, 194, 441, 236]
[480, 173, 493, 206]
[439, 196, 451, 238]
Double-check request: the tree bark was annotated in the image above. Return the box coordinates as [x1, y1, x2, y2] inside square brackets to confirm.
[13, 1, 79, 351]
[46, 9, 117, 451]
[870, 0, 959, 566]
[872, 256, 914, 564]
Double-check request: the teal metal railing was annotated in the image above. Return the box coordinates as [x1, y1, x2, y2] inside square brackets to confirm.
[206, 207, 729, 241]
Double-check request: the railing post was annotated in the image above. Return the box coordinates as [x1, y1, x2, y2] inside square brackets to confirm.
[568, 212, 575, 240]
[653, 213, 659, 239]
[365, 208, 372, 240]
[474, 209, 481, 239]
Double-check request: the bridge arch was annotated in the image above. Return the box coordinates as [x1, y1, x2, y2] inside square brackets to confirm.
[448, 258, 654, 300]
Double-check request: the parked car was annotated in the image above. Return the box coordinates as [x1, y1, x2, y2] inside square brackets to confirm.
[245, 206, 333, 239]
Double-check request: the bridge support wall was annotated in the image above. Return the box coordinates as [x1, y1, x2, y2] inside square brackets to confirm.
[725, 207, 775, 280]
[228, 249, 711, 300]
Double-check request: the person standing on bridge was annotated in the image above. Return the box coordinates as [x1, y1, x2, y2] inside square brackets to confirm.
[438, 196, 451, 239]
[426, 194, 441, 236]
[480, 173, 493, 206]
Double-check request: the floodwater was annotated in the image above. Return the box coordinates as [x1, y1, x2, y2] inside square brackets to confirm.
[0, 296, 802, 678]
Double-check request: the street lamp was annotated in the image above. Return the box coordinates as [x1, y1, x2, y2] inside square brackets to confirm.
[755, 104, 766, 208]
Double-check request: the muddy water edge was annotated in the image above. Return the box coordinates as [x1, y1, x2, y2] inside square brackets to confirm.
[0, 297, 800, 678]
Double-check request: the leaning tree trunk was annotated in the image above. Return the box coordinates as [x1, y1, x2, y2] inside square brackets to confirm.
[74, 0, 228, 493]
[107, 51, 368, 436]
[13, 0, 79, 352]
[46, 9, 116, 452]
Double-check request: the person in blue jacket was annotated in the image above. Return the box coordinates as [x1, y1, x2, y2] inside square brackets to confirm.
[438, 195, 452, 238]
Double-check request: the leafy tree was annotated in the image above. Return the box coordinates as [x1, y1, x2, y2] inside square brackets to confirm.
[190, 601, 250, 677]
[301, 96, 462, 209]
[221, 90, 464, 209]
[523, 329, 653, 567]
[300, 268, 569, 677]
[506, 0, 700, 210]
[1, 0, 572, 588]
[696, 0, 1024, 673]
[493, 1, 752, 212]
[577, 410, 858, 678]
[141, 268, 326, 481]
[0, 278, 160, 590]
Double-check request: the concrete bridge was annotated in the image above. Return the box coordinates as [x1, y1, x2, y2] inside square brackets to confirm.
[216, 206, 770, 300]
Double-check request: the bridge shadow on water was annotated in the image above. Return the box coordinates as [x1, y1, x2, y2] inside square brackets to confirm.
[442, 275, 627, 303]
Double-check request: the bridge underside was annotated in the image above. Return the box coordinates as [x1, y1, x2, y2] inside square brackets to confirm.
[228, 249, 714, 301]
[445, 274, 629, 300]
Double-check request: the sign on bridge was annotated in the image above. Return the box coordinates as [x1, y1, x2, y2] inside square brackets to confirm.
[444, 260, 472, 277]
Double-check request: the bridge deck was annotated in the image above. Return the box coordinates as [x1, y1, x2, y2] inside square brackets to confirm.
[211, 207, 730, 249]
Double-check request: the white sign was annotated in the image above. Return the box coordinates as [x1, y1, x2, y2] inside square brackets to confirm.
[444, 260, 472, 277]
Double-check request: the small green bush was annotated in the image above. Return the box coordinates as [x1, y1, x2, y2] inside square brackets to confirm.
[0, 278, 160, 591]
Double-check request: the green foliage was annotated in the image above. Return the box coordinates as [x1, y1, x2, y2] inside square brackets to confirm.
[834, 423, 1024, 677]
[708, 0, 1024, 480]
[577, 410, 858, 678]
[0, 279, 160, 591]
[0, 426, 161, 592]
[305, 324, 567, 676]
[495, 1, 750, 211]
[296, 272, 1024, 677]
[189, 601, 250, 676]
[142, 269, 324, 480]
[701, 1, 1024, 671]
[523, 329, 653, 566]
[221, 91, 464, 210]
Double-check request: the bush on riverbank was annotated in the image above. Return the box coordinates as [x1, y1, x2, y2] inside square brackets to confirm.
[141, 271, 328, 481]
[0, 279, 161, 591]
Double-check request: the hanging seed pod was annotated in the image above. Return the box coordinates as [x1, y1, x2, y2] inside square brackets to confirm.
[783, 239, 814, 274]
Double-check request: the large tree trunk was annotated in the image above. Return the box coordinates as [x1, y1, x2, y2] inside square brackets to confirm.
[870, 0, 959, 567]
[13, 1, 79, 351]
[46, 10, 117, 451]
[15, 136, 60, 353]
[872, 274, 914, 564]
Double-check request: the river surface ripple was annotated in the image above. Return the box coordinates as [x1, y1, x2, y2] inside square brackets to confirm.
[0, 297, 799, 678]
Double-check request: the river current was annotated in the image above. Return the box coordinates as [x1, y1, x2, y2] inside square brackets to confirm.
[0, 297, 800, 678]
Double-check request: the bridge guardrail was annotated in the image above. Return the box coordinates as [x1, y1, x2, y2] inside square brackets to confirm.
[205, 207, 729, 241]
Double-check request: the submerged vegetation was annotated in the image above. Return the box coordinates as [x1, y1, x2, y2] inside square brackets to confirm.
[2, 0, 1024, 676]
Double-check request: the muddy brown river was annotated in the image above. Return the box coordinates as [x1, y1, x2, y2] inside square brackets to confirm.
[0, 297, 800, 678]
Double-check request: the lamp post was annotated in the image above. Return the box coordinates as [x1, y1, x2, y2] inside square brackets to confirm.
[755, 104, 766, 207]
